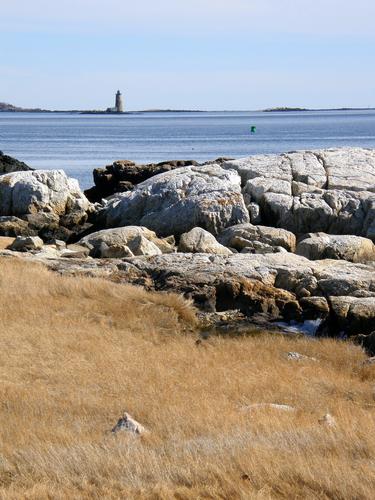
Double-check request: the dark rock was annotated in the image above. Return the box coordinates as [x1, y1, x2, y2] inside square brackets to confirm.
[354, 331, 375, 356]
[203, 157, 234, 165]
[82, 186, 101, 203]
[23, 212, 60, 231]
[40, 223, 94, 245]
[116, 181, 134, 192]
[0, 151, 33, 174]
[0, 216, 33, 236]
[300, 296, 330, 320]
[39, 226, 74, 244]
[59, 210, 88, 228]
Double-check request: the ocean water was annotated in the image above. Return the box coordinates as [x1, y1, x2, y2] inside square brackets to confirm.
[0, 110, 375, 189]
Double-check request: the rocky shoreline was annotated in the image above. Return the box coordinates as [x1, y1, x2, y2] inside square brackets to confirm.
[1, 147, 375, 353]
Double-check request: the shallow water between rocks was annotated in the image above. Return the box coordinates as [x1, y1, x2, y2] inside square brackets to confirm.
[200, 318, 323, 339]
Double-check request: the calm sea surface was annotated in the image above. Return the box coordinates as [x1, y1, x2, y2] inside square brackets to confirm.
[0, 110, 374, 189]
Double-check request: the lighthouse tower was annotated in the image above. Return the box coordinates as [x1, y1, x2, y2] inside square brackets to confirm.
[115, 90, 124, 113]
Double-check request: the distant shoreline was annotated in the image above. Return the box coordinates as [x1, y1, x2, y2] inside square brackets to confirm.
[0, 104, 206, 114]
[0, 104, 374, 114]
[263, 107, 375, 113]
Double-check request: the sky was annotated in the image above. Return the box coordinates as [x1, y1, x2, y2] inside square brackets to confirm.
[1, 0, 374, 110]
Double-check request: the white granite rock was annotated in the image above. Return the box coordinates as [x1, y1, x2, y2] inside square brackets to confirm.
[99, 164, 249, 236]
[0, 170, 90, 216]
[218, 223, 296, 252]
[111, 412, 147, 435]
[222, 148, 375, 238]
[9, 235, 44, 252]
[178, 227, 232, 255]
[79, 226, 173, 257]
[296, 233, 375, 263]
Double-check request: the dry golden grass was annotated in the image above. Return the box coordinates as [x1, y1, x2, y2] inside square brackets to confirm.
[0, 257, 374, 499]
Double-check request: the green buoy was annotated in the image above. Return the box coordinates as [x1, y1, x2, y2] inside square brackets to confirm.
[250, 126, 257, 134]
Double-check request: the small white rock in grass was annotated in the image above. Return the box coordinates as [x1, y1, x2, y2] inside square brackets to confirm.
[9, 235, 44, 252]
[111, 412, 148, 435]
[241, 403, 296, 412]
[287, 351, 317, 362]
[318, 413, 336, 427]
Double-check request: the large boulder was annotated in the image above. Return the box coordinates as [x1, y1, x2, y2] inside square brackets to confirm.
[0, 170, 90, 216]
[296, 233, 375, 263]
[0, 151, 32, 174]
[222, 148, 375, 238]
[85, 159, 199, 202]
[98, 164, 249, 236]
[85, 158, 233, 202]
[178, 227, 232, 255]
[0, 170, 93, 242]
[218, 223, 296, 253]
[79, 226, 175, 258]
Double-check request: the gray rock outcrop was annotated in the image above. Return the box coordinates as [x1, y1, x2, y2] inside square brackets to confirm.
[98, 164, 249, 236]
[222, 148, 375, 238]
[4, 147, 375, 347]
[178, 227, 232, 255]
[114, 252, 375, 336]
[296, 233, 375, 263]
[4, 247, 375, 339]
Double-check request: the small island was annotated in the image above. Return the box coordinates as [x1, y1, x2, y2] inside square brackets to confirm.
[263, 106, 375, 112]
[263, 107, 309, 112]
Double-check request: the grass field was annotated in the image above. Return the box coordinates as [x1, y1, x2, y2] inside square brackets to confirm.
[0, 257, 374, 499]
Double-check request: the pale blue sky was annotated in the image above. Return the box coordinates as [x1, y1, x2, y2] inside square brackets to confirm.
[1, 0, 374, 110]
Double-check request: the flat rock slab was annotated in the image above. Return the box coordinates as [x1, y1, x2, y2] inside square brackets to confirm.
[5, 250, 374, 337]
